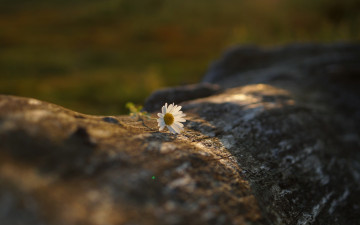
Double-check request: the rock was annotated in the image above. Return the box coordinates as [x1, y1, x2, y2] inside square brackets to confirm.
[0, 95, 264, 225]
[1, 43, 360, 225]
[183, 84, 360, 225]
[203, 43, 360, 85]
[143, 83, 223, 112]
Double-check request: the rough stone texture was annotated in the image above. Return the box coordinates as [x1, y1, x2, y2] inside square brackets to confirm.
[1, 43, 360, 225]
[144, 83, 223, 112]
[0, 95, 265, 225]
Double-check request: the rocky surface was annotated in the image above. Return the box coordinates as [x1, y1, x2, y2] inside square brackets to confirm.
[1, 43, 360, 225]
[0, 95, 265, 225]
[144, 83, 223, 113]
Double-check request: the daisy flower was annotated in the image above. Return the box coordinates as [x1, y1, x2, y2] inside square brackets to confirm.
[157, 103, 186, 134]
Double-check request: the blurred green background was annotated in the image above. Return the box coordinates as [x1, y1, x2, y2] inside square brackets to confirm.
[1, 0, 359, 115]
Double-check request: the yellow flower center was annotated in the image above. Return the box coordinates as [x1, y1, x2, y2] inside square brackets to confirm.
[163, 113, 174, 125]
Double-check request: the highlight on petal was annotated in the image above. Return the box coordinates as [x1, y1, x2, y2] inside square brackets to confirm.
[173, 105, 181, 113]
[174, 121, 184, 128]
[176, 118, 186, 122]
[167, 103, 174, 113]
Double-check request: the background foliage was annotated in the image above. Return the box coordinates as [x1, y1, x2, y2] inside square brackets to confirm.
[1, 0, 359, 114]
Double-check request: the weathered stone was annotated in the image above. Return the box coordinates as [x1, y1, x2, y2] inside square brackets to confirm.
[0, 95, 265, 225]
[1, 43, 360, 225]
[183, 84, 360, 225]
[144, 83, 223, 112]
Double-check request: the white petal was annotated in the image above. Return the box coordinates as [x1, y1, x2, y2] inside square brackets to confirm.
[175, 117, 186, 122]
[159, 125, 165, 131]
[172, 103, 179, 112]
[175, 105, 182, 112]
[173, 110, 185, 115]
[162, 103, 167, 114]
[157, 117, 166, 129]
[177, 116, 186, 121]
[171, 106, 180, 114]
[169, 125, 178, 134]
[159, 120, 165, 127]
[171, 109, 179, 115]
[172, 123, 183, 133]
[170, 124, 180, 134]
[179, 113, 186, 117]
[157, 113, 163, 117]
[166, 103, 170, 112]
[167, 103, 174, 113]
[172, 111, 184, 116]
[174, 121, 184, 128]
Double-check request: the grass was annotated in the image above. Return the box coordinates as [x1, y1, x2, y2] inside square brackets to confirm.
[0, 0, 359, 115]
